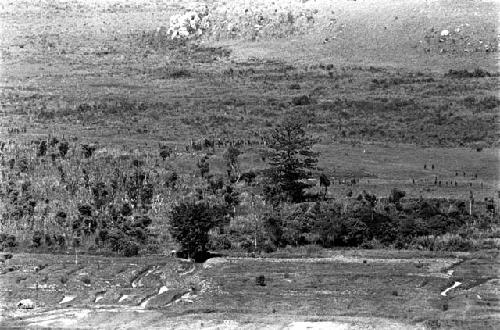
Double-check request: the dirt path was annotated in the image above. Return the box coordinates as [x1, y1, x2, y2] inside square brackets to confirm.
[206, 254, 463, 277]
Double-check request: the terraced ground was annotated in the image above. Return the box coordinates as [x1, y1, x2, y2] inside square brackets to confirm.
[0, 250, 498, 329]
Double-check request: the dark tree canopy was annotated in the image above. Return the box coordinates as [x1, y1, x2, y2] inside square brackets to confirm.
[264, 113, 319, 204]
[170, 200, 223, 256]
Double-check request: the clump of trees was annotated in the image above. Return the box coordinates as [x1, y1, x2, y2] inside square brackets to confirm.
[170, 200, 226, 260]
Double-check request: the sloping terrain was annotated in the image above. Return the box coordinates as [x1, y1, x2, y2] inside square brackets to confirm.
[1, 250, 498, 329]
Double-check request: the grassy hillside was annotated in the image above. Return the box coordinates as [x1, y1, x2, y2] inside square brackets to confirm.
[0, 1, 499, 329]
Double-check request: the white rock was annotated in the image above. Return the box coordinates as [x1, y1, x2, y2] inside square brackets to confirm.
[59, 295, 76, 304]
[441, 281, 462, 296]
[17, 299, 35, 309]
[440, 29, 450, 36]
[178, 27, 190, 37]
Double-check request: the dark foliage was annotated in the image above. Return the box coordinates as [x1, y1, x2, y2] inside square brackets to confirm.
[240, 171, 256, 185]
[197, 157, 210, 178]
[58, 141, 69, 157]
[159, 145, 172, 160]
[445, 68, 494, 78]
[81, 144, 96, 158]
[255, 275, 266, 286]
[223, 146, 241, 178]
[264, 113, 319, 204]
[37, 141, 47, 157]
[292, 95, 311, 106]
[0, 234, 17, 250]
[170, 200, 224, 256]
[32, 231, 43, 248]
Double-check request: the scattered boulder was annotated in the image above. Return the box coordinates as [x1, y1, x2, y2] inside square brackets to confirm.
[145, 289, 189, 308]
[17, 299, 35, 309]
[59, 295, 76, 304]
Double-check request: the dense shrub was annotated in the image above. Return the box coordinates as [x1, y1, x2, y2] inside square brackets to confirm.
[81, 144, 96, 158]
[32, 231, 43, 248]
[58, 141, 69, 157]
[208, 232, 232, 250]
[445, 68, 493, 78]
[37, 141, 47, 157]
[159, 145, 172, 160]
[255, 275, 266, 286]
[170, 200, 224, 257]
[410, 234, 477, 252]
[292, 95, 311, 106]
[122, 240, 140, 257]
[0, 234, 17, 250]
[334, 217, 369, 246]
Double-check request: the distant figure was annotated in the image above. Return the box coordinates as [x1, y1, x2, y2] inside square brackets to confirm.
[412, 178, 415, 184]
[431, 164, 435, 170]
[424, 164, 427, 170]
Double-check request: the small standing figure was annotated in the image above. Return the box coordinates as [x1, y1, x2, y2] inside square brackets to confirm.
[469, 190, 474, 216]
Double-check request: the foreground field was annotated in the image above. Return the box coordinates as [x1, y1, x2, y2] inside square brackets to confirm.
[1, 250, 498, 329]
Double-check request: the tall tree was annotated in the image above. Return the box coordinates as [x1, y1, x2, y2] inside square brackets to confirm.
[223, 145, 240, 179]
[264, 113, 319, 204]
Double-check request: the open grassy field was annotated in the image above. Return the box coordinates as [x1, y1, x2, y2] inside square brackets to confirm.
[0, 0, 499, 328]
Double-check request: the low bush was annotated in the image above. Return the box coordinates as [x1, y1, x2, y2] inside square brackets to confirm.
[60, 274, 68, 284]
[32, 231, 43, 248]
[122, 240, 140, 257]
[208, 233, 232, 250]
[434, 234, 478, 252]
[445, 68, 493, 78]
[409, 234, 478, 252]
[255, 275, 266, 286]
[292, 95, 311, 106]
[0, 234, 17, 250]
[81, 275, 91, 285]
